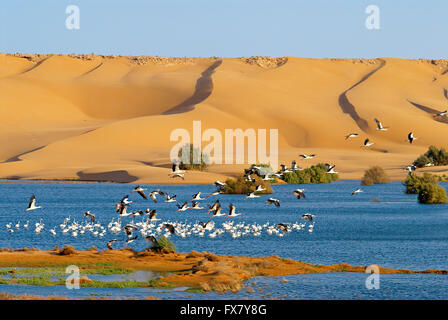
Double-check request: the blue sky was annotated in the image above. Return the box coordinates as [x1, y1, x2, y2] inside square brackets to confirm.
[0, 0, 446, 58]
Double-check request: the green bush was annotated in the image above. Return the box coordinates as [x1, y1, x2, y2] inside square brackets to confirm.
[150, 236, 176, 253]
[282, 163, 339, 184]
[361, 166, 390, 185]
[417, 183, 448, 204]
[224, 174, 273, 194]
[178, 144, 209, 171]
[413, 146, 448, 168]
[403, 173, 441, 194]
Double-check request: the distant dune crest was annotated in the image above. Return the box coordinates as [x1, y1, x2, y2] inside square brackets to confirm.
[1, 53, 448, 183]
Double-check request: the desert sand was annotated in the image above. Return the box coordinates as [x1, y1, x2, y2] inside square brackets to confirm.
[1, 53, 448, 183]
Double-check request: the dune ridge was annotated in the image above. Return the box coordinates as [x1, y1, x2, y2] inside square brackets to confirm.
[1, 53, 448, 183]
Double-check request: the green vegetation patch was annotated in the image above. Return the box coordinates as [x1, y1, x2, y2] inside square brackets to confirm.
[403, 173, 448, 204]
[224, 174, 273, 194]
[361, 166, 390, 185]
[413, 145, 448, 168]
[282, 164, 339, 184]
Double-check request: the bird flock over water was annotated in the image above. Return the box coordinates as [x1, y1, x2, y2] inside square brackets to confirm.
[3, 181, 316, 250]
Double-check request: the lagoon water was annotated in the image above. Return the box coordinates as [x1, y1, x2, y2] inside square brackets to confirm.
[0, 180, 447, 299]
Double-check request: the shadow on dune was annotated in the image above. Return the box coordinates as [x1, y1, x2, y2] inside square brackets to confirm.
[162, 60, 222, 115]
[407, 100, 448, 124]
[338, 59, 386, 132]
[77, 170, 138, 183]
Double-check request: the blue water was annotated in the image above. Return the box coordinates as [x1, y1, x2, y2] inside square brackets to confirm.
[0, 180, 447, 299]
[0, 273, 446, 300]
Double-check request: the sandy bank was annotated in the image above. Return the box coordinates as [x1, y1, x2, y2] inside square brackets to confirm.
[0, 248, 445, 293]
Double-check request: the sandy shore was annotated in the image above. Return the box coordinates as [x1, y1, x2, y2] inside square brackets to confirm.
[0, 248, 446, 294]
[1, 53, 448, 184]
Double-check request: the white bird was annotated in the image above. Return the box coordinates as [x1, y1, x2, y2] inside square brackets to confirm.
[291, 160, 301, 171]
[363, 138, 374, 147]
[169, 161, 185, 175]
[191, 192, 205, 201]
[352, 188, 363, 195]
[148, 190, 161, 203]
[132, 186, 148, 199]
[325, 163, 338, 174]
[405, 164, 417, 174]
[345, 133, 358, 140]
[210, 206, 225, 218]
[199, 220, 215, 231]
[255, 185, 266, 192]
[226, 203, 242, 219]
[407, 132, 418, 144]
[243, 191, 260, 200]
[190, 201, 204, 210]
[374, 118, 389, 131]
[299, 154, 316, 159]
[170, 173, 185, 180]
[164, 193, 177, 203]
[25, 195, 42, 212]
[436, 110, 447, 117]
[176, 202, 190, 212]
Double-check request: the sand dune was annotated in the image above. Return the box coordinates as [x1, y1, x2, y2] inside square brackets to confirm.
[1, 53, 448, 183]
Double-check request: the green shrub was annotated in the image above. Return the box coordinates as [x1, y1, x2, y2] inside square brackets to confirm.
[403, 173, 441, 194]
[417, 183, 448, 204]
[224, 174, 273, 194]
[413, 146, 448, 168]
[178, 144, 209, 171]
[282, 163, 339, 184]
[150, 236, 176, 253]
[361, 166, 390, 185]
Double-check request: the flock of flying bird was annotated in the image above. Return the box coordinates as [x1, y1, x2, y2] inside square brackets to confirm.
[5, 180, 316, 250]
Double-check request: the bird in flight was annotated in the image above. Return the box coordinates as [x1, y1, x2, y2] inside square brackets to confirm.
[325, 163, 338, 174]
[243, 191, 260, 200]
[374, 118, 389, 131]
[301, 213, 316, 222]
[163, 193, 177, 203]
[363, 138, 374, 147]
[293, 189, 306, 200]
[299, 154, 316, 160]
[345, 133, 358, 140]
[84, 211, 95, 223]
[176, 202, 190, 212]
[436, 110, 447, 117]
[225, 203, 242, 219]
[107, 239, 117, 250]
[162, 223, 176, 234]
[25, 195, 42, 212]
[276, 223, 289, 233]
[132, 186, 148, 200]
[352, 188, 363, 195]
[266, 198, 281, 207]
